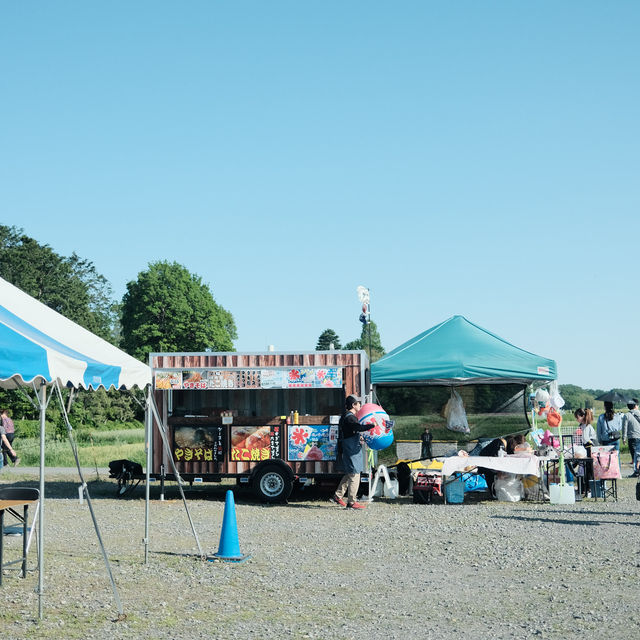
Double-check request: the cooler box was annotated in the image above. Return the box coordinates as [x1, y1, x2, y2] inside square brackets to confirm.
[589, 479, 604, 498]
[444, 474, 465, 504]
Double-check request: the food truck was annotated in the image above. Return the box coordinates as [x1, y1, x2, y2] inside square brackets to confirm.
[149, 350, 370, 502]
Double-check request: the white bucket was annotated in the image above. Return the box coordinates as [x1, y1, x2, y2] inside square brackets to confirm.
[549, 483, 575, 504]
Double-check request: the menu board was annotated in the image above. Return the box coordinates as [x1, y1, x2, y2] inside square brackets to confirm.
[286, 368, 342, 389]
[207, 369, 261, 389]
[155, 371, 182, 390]
[287, 424, 338, 462]
[269, 424, 281, 459]
[173, 425, 225, 463]
[231, 426, 271, 462]
[154, 367, 342, 391]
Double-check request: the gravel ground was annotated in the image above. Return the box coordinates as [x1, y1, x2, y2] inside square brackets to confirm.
[0, 466, 639, 640]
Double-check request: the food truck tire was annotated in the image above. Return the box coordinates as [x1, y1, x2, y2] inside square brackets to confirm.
[253, 464, 293, 503]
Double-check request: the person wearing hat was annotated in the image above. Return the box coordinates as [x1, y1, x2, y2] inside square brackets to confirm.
[330, 395, 371, 509]
[623, 398, 640, 477]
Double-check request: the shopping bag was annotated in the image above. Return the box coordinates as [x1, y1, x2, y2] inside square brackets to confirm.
[593, 450, 621, 480]
[494, 474, 524, 502]
[444, 389, 470, 434]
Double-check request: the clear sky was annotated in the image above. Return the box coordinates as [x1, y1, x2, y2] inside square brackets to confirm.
[1, 2, 638, 390]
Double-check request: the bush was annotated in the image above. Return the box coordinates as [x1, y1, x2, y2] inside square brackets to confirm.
[15, 419, 143, 440]
[15, 420, 54, 439]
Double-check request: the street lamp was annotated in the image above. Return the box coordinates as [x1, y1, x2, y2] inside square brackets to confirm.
[356, 285, 372, 360]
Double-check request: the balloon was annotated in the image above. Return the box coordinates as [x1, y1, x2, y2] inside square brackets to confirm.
[356, 403, 394, 451]
[535, 389, 550, 406]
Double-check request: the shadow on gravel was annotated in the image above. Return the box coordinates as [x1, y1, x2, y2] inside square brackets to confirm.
[0, 476, 408, 508]
[490, 514, 640, 527]
[515, 508, 640, 517]
[0, 478, 118, 499]
[152, 550, 201, 559]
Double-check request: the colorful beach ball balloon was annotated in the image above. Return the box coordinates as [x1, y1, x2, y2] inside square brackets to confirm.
[356, 403, 394, 450]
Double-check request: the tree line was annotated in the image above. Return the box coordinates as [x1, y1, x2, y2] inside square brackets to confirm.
[557, 385, 640, 412]
[0, 225, 237, 428]
[0, 226, 380, 428]
[2, 225, 633, 428]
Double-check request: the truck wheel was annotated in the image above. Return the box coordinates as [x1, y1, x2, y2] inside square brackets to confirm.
[253, 465, 293, 503]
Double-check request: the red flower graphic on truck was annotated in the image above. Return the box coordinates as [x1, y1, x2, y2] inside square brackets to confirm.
[291, 427, 309, 445]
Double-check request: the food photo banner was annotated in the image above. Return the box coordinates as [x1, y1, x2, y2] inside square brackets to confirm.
[154, 367, 342, 391]
[173, 425, 225, 463]
[288, 424, 338, 462]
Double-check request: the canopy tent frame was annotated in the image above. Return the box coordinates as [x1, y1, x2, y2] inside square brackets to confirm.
[372, 315, 557, 387]
[372, 315, 557, 442]
[0, 276, 152, 619]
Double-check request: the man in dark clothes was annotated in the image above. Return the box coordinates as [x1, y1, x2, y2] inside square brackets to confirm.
[330, 395, 371, 509]
[477, 437, 506, 499]
[421, 427, 433, 459]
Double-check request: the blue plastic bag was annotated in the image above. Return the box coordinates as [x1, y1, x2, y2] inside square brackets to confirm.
[461, 472, 488, 493]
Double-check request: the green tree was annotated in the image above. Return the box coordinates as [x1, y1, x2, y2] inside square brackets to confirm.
[558, 384, 595, 411]
[0, 225, 118, 342]
[121, 261, 237, 361]
[67, 388, 142, 427]
[315, 329, 342, 351]
[344, 320, 385, 362]
[0, 226, 137, 430]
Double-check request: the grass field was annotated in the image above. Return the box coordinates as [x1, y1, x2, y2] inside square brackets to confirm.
[14, 428, 146, 467]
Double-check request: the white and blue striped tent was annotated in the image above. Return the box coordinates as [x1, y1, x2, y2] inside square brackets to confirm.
[0, 275, 150, 619]
[0, 276, 150, 391]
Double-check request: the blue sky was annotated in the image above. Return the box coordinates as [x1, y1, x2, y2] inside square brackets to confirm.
[1, 2, 638, 390]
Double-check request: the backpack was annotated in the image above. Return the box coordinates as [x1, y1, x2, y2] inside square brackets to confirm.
[108, 459, 143, 478]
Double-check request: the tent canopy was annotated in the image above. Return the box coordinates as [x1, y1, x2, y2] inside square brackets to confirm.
[371, 315, 557, 386]
[0, 276, 150, 390]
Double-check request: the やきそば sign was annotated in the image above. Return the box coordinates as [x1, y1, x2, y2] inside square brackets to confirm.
[173, 425, 225, 463]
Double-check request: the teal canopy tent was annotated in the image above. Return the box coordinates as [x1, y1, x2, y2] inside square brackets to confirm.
[371, 315, 557, 386]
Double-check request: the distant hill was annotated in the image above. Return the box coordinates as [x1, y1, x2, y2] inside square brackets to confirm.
[559, 384, 639, 410]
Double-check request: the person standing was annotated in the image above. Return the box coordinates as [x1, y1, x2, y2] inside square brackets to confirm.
[575, 408, 597, 449]
[574, 408, 596, 495]
[596, 401, 622, 472]
[0, 409, 19, 468]
[623, 398, 640, 477]
[420, 427, 433, 460]
[331, 395, 370, 509]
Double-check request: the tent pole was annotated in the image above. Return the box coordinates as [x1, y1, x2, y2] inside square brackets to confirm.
[53, 382, 124, 617]
[148, 396, 205, 558]
[37, 385, 46, 620]
[144, 388, 151, 564]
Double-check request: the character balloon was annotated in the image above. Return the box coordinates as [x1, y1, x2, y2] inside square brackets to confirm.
[356, 403, 394, 450]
